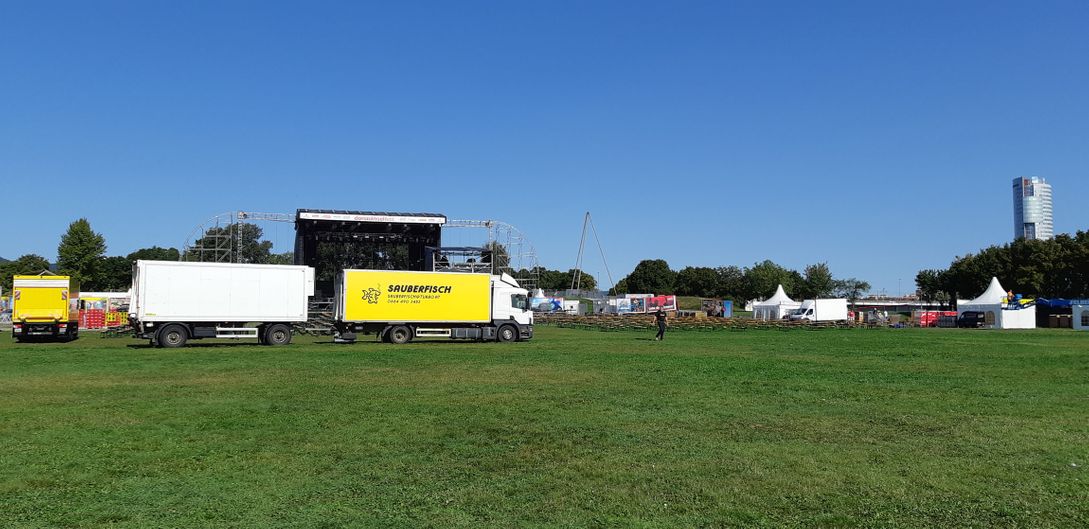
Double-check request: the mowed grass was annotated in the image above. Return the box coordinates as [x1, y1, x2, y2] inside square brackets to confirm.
[1, 327, 1087, 528]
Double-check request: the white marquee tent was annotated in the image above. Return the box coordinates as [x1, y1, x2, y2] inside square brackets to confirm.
[752, 285, 802, 321]
[957, 277, 1036, 329]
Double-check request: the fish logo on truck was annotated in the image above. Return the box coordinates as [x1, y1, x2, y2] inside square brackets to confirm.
[362, 286, 382, 304]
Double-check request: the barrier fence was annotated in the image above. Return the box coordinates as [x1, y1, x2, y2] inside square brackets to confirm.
[536, 314, 851, 331]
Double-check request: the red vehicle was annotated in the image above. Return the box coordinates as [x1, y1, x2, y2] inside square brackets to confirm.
[916, 310, 958, 327]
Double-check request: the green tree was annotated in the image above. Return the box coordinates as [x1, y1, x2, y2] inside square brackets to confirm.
[97, 256, 132, 291]
[1055, 232, 1089, 297]
[518, 267, 597, 292]
[79, 246, 184, 293]
[915, 269, 950, 306]
[743, 260, 798, 301]
[799, 262, 836, 299]
[1, 254, 52, 292]
[714, 265, 746, 301]
[233, 223, 275, 264]
[1008, 238, 1060, 296]
[265, 251, 295, 265]
[609, 278, 629, 295]
[531, 267, 568, 291]
[127, 246, 181, 262]
[833, 278, 871, 303]
[620, 259, 676, 294]
[564, 269, 597, 291]
[184, 223, 278, 264]
[675, 266, 719, 297]
[57, 218, 107, 290]
[925, 231, 1089, 300]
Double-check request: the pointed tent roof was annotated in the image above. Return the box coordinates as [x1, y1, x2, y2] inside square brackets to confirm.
[755, 284, 795, 306]
[965, 277, 1007, 305]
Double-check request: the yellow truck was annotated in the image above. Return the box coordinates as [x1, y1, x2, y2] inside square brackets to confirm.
[334, 270, 533, 344]
[11, 274, 79, 342]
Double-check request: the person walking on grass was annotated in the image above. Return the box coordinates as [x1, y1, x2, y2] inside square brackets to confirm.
[654, 309, 667, 341]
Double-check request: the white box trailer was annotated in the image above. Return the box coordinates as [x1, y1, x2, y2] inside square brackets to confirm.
[129, 260, 315, 347]
[789, 299, 850, 323]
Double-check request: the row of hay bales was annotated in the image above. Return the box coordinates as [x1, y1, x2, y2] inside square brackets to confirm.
[536, 313, 850, 332]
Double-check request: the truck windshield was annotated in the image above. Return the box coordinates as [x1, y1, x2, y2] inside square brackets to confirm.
[512, 294, 528, 311]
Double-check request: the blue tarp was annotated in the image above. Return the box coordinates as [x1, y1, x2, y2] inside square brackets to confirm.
[1037, 299, 1089, 308]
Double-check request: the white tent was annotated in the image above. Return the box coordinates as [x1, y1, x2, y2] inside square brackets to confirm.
[957, 277, 1036, 329]
[752, 285, 802, 321]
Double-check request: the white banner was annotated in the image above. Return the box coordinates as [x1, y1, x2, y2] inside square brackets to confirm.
[298, 212, 446, 224]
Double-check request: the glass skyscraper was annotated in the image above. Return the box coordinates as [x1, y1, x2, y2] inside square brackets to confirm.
[1012, 176, 1053, 240]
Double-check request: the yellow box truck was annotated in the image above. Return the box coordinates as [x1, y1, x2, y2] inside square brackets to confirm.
[11, 274, 79, 342]
[334, 270, 533, 344]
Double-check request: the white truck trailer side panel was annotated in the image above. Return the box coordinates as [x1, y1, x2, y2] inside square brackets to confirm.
[133, 261, 315, 322]
[813, 299, 849, 321]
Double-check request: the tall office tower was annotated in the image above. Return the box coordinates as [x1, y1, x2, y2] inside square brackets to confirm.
[1012, 176, 1054, 240]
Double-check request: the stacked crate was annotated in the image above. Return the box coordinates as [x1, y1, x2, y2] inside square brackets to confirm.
[79, 309, 106, 329]
[105, 311, 129, 327]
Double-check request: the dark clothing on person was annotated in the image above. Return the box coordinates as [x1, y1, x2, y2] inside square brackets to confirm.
[654, 310, 667, 340]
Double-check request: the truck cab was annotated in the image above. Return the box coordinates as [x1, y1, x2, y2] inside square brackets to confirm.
[789, 301, 815, 322]
[491, 273, 534, 339]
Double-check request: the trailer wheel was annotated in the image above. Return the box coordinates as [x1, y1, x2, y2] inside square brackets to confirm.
[497, 324, 518, 343]
[265, 324, 292, 346]
[388, 325, 413, 344]
[158, 325, 188, 348]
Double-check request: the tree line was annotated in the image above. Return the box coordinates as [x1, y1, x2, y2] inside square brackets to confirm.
[610, 259, 870, 304]
[516, 267, 598, 292]
[916, 231, 1089, 306]
[1, 219, 287, 292]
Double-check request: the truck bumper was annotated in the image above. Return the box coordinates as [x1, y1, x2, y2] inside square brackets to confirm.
[14, 323, 61, 336]
[130, 320, 154, 339]
[520, 325, 534, 340]
[13, 321, 77, 340]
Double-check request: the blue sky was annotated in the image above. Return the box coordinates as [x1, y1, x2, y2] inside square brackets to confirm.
[2, 1, 1087, 295]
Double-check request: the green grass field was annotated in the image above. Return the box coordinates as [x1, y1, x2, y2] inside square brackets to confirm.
[1, 326, 1087, 528]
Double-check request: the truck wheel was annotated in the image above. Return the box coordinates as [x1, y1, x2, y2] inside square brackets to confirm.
[497, 324, 518, 343]
[388, 325, 412, 344]
[158, 325, 188, 348]
[265, 324, 292, 346]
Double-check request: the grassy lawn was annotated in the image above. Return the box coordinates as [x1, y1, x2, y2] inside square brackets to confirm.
[1, 326, 1087, 528]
